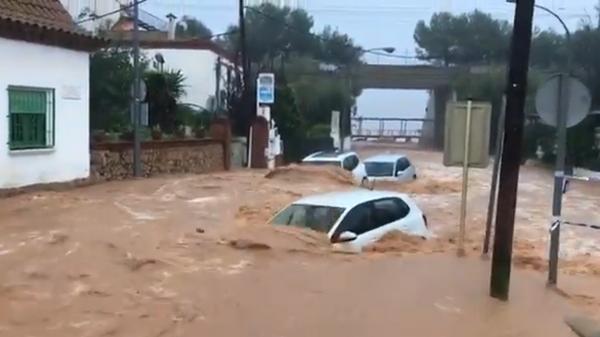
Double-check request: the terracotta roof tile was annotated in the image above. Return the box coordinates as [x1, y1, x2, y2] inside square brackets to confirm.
[0, 0, 75, 32]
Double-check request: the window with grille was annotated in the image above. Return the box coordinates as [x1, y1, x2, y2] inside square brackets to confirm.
[8, 87, 55, 150]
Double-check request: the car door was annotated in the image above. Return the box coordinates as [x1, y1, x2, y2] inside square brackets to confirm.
[395, 158, 414, 182]
[330, 199, 404, 250]
[385, 197, 429, 237]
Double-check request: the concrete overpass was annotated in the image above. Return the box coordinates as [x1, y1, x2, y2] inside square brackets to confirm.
[354, 65, 464, 147]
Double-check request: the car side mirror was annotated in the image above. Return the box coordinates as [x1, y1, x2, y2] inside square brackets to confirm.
[337, 231, 358, 243]
[396, 170, 403, 176]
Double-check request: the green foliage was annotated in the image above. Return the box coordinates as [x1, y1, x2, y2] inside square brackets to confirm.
[414, 10, 511, 66]
[144, 70, 186, 133]
[317, 26, 363, 66]
[90, 49, 134, 132]
[306, 124, 330, 138]
[176, 16, 213, 39]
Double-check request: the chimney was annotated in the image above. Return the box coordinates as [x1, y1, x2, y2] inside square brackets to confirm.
[166, 13, 177, 40]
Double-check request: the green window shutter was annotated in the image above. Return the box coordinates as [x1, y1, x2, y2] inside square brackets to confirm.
[8, 87, 53, 150]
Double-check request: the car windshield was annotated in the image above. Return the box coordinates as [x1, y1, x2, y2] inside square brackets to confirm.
[271, 204, 346, 233]
[303, 160, 342, 167]
[365, 162, 395, 177]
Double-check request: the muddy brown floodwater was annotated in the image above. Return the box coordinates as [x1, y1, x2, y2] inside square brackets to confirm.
[0, 143, 599, 336]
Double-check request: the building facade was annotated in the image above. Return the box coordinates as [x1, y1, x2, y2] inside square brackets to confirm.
[0, 0, 104, 189]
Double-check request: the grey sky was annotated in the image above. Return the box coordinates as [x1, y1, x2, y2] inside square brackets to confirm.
[145, 0, 598, 122]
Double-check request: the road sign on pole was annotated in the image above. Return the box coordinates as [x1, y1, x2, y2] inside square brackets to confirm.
[444, 100, 492, 257]
[257, 73, 275, 104]
[535, 74, 591, 286]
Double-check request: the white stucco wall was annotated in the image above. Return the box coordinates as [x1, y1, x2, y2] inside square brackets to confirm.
[143, 48, 223, 110]
[0, 37, 90, 189]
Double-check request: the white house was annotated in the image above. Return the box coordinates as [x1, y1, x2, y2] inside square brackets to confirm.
[141, 39, 238, 110]
[0, 0, 105, 189]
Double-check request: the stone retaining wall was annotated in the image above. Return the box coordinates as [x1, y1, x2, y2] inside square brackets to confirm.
[91, 139, 225, 180]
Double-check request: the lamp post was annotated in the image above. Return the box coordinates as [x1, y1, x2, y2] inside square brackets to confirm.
[361, 47, 396, 64]
[505, 0, 572, 287]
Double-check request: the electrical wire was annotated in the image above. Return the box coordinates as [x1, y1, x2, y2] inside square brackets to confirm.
[75, 0, 151, 24]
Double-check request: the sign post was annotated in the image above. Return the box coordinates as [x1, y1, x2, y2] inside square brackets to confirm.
[444, 100, 492, 257]
[256, 73, 278, 169]
[535, 74, 591, 286]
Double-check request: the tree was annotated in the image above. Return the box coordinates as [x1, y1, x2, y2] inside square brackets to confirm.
[317, 26, 363, 66]
[90, 49, 135, 132]
[144, 70, 186, 133]
[176, 16, 213, 39]
[414, 10, 511, 66]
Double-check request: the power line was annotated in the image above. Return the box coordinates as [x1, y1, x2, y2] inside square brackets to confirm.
[76, 0, 150, 24]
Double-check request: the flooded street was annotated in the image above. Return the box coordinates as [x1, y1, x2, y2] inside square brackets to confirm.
[0, 144, 599, 336]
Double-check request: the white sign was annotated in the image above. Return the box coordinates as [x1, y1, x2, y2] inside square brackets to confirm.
[257, 73, 275, 104]
[62, 85, 81, 100]
[257, 105, 271, 121]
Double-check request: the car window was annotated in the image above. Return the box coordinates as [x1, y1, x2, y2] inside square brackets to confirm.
[303, 160, 342, 168]
[343, 156, 358, 171]
[396, 158, 410, 171]
[333, 202, 374, 238]
[365, 162, 395, 177]
[343, 155, 359, 171]
[372, 198, 410, 227]
[271, 204, 346, 233]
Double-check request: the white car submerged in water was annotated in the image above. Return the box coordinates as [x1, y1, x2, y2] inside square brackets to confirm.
[364, 154, 417, 182]
[270, 190, 430, 252]
[302, 150, 368, 184]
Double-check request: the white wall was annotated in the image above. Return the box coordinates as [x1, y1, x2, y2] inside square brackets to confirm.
[0, 38, 90, 189]
[144, 48, 221, 110]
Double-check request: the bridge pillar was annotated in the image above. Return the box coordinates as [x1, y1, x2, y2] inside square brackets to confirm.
[423, 86, 454, 149]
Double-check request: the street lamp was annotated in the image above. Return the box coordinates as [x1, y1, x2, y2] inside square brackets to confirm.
[362, 47, 396, 54]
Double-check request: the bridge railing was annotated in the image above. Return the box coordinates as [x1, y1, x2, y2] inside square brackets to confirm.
[351, 117, 434, 141]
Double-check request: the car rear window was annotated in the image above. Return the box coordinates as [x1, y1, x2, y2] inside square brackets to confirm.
[271, 204, 346, 233]
[302, 160, 342, 168]
[365, 162, 395, 177]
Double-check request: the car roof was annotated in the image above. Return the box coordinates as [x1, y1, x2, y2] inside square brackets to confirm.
[292, 189, 409, 209]
[303, 150, 357, 161]
[364, 154, 408, 163]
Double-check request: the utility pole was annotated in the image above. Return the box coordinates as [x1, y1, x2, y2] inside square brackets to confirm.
[490, 0, 535, 301]
[132, 0, 142, 177]
[239, 0, 249, 120]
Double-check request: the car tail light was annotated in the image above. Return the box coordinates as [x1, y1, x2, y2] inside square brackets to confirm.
[423, 214, 428, 228]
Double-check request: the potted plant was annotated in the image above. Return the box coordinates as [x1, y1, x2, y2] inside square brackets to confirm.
[119, 127, 134, 141]
[91, 130, 109, 144]
[174, 125, 186, 139]
[194, 127, 206, 139]
[151, 125, 163, 140]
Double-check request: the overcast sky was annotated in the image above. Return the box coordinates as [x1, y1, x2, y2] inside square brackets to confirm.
[145, 0, 598, 123]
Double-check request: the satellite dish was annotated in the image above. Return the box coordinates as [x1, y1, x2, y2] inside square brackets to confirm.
[535, 75, 591, 128]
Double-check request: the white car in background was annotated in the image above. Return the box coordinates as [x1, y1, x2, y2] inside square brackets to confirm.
[302, 151, 368, 183]
[364, 154, 417, 182]
[270, 190, 430, 252]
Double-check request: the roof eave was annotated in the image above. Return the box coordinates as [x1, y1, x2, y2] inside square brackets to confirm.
[0, 18, 109, 52]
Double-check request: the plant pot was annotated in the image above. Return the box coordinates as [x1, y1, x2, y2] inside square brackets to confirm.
[120, 131, 134, 141]
[91, 130, 109, 144]
[151, 130, 163, 141]
[194, 129, 206, 139]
